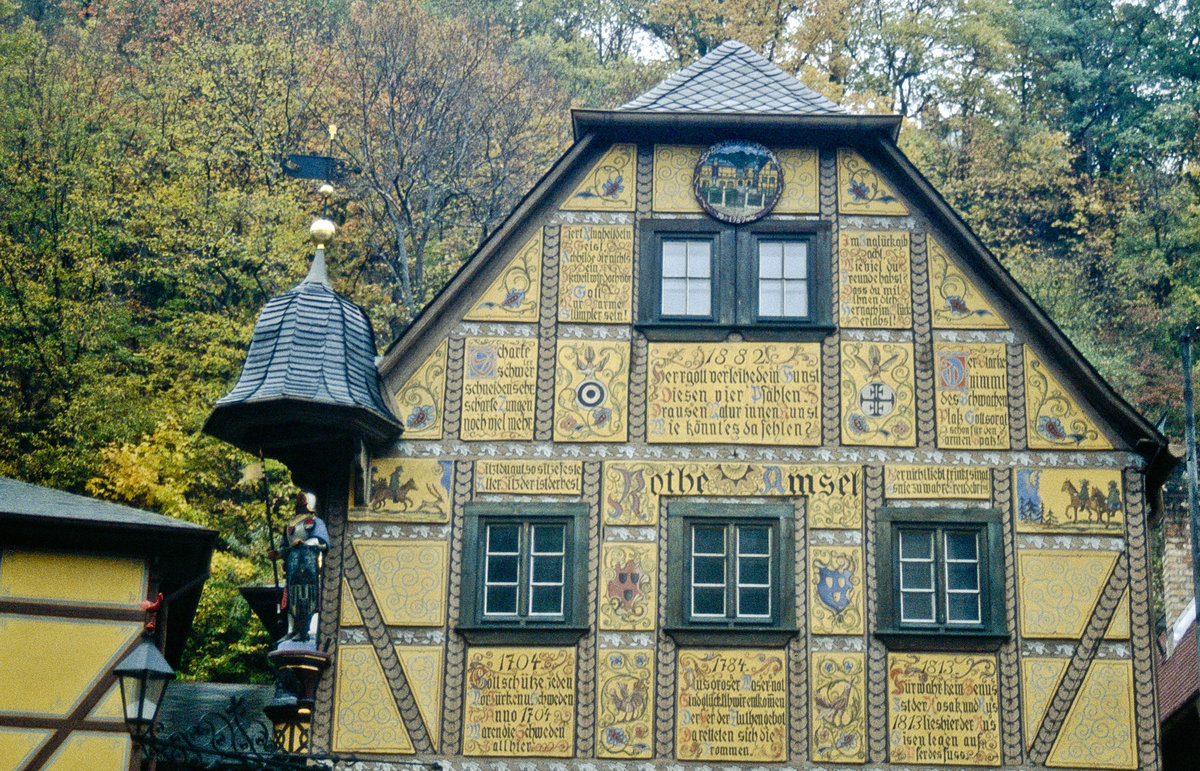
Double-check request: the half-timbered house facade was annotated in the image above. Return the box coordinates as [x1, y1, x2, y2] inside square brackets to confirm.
[208, 41, 1174, 771]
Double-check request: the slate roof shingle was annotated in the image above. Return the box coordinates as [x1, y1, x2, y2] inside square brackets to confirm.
[620, 40, 847, 115]
[215, 252, 395, 423]
[0, 476, 208, 531]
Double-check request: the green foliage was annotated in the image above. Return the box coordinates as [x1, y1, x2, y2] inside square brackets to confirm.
[3, 0, 1200, 676]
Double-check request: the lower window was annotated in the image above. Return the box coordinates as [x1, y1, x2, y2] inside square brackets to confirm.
[876, 507, 1007, 649]
[460, 503, 588, 644]
[666, 502, 796, 646]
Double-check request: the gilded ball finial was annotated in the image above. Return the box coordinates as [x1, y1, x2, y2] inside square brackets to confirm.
[309, 217, 336, 246]
[318, 183, 334, 198]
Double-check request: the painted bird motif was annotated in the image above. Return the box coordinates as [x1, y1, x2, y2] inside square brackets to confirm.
[610, 678, 649, 719]
[852, 345, 902, 380]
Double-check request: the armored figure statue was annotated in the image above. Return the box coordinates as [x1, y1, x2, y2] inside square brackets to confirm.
[279, 494, 329, 644]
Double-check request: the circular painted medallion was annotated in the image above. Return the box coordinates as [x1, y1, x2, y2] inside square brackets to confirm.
[692, 140, 783, 224]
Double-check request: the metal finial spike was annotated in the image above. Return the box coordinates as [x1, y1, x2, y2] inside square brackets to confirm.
[303, 246, 330, 286]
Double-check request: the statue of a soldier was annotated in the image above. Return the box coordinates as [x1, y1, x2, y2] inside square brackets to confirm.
[277, 493, 329, 645]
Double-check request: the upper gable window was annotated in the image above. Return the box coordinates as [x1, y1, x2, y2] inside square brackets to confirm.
[638, 219, 832, 340]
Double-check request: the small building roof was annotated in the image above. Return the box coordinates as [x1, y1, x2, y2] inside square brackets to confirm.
[620, 41, 847, 115]
[0, 476, 208, 532]
[1161, 620, 1199, 721]
[0, 477, 216, 666]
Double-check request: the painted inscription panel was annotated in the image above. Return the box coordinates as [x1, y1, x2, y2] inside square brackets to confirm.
[839, 230, 912, 328]
[460, 337, 537, 441]
[884, 465, 992, 499]
[558, 225, 634, 324]
[599, 541, 657, 631]
[464, 230, 542, 322]
[928, 237, 1007, 329]
[1024, 347, 1113, 450]
[810, 545, 865, 635]
[596, 649, 654, 758]
[837, 149, 908, 215]
[840, 341, 916, 446]
[1014, 468, 1124, 534]
[646, 342, 821, 445]
[603, 461, 862, 529]
[1017, 550, 1118, 639]
[554, 340, 630, 442]
[810, 652, 867, 763]
[474, 460, 582, 495]
[676, 649, 787, 762]
[390, 338, 447, 439]
[933, 342, 1009, 450]
[356, 457, 452, 522]
[887, 653, 1000, 766]
[561, 144, 635, 211]
[463, 647, 576, 757]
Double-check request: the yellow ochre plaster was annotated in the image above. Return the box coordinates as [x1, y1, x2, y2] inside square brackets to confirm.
[1017, 550, 1119, 639]
[352, 540, 448, 627]
[389, 338, 447, 440]
[464, 229, 542, 323]
[0, 550, 146, 607]
[332, 645, 414, 754]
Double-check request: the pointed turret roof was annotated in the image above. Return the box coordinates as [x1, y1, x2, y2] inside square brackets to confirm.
[620, 41, 846, 115]
[204, 244, 400, 468]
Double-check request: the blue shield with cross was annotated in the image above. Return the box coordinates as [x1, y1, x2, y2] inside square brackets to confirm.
[817, 566, 853, 613]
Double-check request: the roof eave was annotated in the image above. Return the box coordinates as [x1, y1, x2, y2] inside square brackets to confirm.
[870, 137, 1174, 485]
[571, 109, 903, 142]
[203, 396, 402, 455]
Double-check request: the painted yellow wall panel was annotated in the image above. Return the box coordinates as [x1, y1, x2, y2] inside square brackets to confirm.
[1014, 468, 1124, 535]
[811, 652, 866, 763]
[41, 731, 129, 771]
[87, 684, 125, 721]
[0, 615, 138, 716]
[353, 540, 448, 626]
[602, 461, 862, 529]
[389, 338, 447, 440]
[676, 649, 787, 762]
[884, 465, 992, 499]
[598, 542, 656, 631]
[1017, 550, 1118, 639]
[340, 579, 363, 627]
[558, 225, 634, 325]
[928, 236, 1008, 329]
[460, 337, 538, 441]
[0, 728, 52, 769]
[1106, 589, 1131, 640]
[652, 145, 817, 213]
[396, 646, 443, 749]
[356, 457, 452, 523]
[933, 342, 1009, 449]
[560, 144, 635, 211]
[464, 229, 542, 322]
[837, 149, 908, 215]
[332, 645, 413, 753]
[597, 649, 654, 758]
[0, 550, 145, 606]
[475, 460, 582, 495]
[1020, 657, 1068, 749]
[463, 647, 576, 757]
[1024, 347, 1113, 450]
[646, 342, 821, 445]
[1047, 660, 1136, 769]
[841, 341, 916, 446]
[887, 653, 1000, 765]
[810, 545, 864, 635]
[554, 341, 630, 442]
[838, 230, 912, 329]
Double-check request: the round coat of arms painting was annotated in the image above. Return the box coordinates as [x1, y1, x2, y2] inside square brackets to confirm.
[692, 140, 783, 224]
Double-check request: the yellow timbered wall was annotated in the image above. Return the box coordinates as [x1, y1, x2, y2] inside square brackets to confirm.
[324, 142, 1153, 770]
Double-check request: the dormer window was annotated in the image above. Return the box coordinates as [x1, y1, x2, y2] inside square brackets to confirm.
[638, 219, 832, 340]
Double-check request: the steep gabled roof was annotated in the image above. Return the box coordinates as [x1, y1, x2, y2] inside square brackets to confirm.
[621, 41, 847, 115]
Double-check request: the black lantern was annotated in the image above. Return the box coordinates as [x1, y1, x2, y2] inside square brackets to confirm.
[113, 637, 176, 737]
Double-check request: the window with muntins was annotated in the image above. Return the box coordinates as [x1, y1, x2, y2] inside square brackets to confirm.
[666, 501, 796, 646]
[876, 507, 1007, 650]
[461, 503, 588, 644]
[639, 219, 831, 338]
